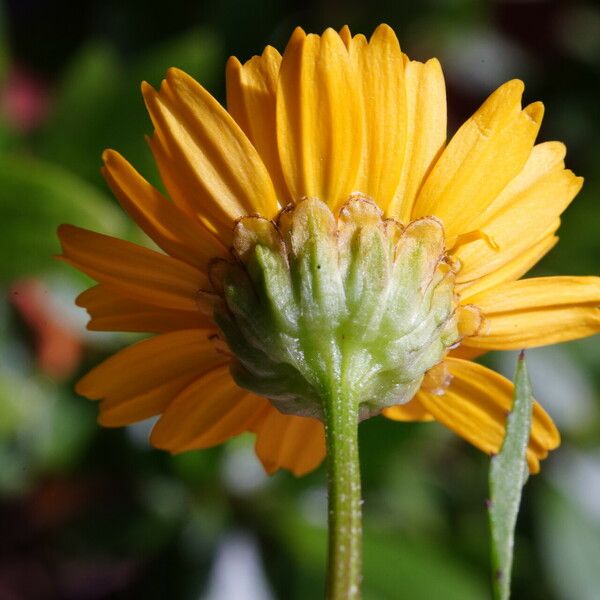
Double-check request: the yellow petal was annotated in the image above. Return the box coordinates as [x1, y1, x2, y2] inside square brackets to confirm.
[417, 358, 560, 473]
[455, 142, 582, 285]
[151, 366, 269, 452]
[102, 149, 226, 270]
[413, 80, 543, 239]
[338, 25, 352, 47]
[458, 234, 558, 299]
[252, 405, 326, 476]
[142, 69, 279, 241]
[387, 56, 446, 222]
[146, 131, 203, 216]
[276, 27, 362, 209]
[58, 224, 208, 312]
[75, 330, 226, 426]
[145, 133, 234, 243]
[464, 276, 600, 349]
[348, 24, 406, 208]
[226, 47, 289, 202]
[76, 285, 212, 333]
[382, 392, 434, 422]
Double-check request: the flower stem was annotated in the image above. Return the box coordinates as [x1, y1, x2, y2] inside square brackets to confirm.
[324, 385, 362, 600]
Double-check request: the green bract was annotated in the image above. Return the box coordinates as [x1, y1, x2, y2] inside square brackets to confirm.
[209, 197, 460, 421]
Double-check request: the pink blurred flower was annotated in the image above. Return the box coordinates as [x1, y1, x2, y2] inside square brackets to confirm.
[1, 67, 50, 131]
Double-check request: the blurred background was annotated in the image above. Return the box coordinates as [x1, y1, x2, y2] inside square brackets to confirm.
[1, 0, 599, 598]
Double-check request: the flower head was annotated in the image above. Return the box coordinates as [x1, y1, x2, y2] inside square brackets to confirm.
[58, 24, 600, 475]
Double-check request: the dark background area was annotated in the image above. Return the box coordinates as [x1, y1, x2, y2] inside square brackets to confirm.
[1, 1, 599, 598]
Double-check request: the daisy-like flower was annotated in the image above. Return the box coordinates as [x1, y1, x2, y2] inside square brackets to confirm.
[59, 24, 600, 482]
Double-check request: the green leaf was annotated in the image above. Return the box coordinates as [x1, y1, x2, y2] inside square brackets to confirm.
[488, 352, 533, 600]
[0, 155, 126, 282]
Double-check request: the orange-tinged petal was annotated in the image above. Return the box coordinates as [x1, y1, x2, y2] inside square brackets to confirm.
[146, 131, 202, 215]
[338, 25, 352, 47]
[58, 225, 208, 312]
[448, 345, 488, 360]
[458, 234, 558, 299]
[277, 27, 362, 209]
[382, 392, 434, 422]
[76, 330, 227, 426]
[226, 47, 289, 202]
[388, 57, 446, 222]
[413, 81, 543, 239]
[455, 142, 581, 284]
[151, 366, 269, 452]
[348, 24, 406, 208]
[464, 276, 600, 349]
[142, 69, 279, 241]
[146, 133, 234, 242]
[252, 405, 326, 476]
[417, 358, 559, 473]
[76, 285, 212, 333]
[102, 149, 226, 270]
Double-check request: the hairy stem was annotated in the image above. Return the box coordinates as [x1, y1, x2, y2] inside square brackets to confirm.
[324, 385, 362, 599]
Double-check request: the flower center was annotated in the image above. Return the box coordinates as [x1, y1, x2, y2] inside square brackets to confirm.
[206, 196, 461, 421]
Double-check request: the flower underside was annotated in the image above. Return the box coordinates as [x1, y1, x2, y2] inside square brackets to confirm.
[207, 195, 471, 421]
[57, 24, 600, 478]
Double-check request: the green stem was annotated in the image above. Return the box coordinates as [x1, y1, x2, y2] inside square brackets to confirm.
[324, 386, 362, 600]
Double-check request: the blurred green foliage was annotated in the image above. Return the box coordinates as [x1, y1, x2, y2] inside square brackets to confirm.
[0, 0, 599, 598]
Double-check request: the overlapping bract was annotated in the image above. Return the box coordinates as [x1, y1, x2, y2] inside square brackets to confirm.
[213, 197, 459, 421]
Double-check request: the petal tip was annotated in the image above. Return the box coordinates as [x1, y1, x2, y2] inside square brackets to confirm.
[74, 376, 93, 399]
[494, 78, 525, 105]
[507, 78, 525, 94]
[425, 56, 443, 71]
[524, 101, 545, 123]
[149, 423, 169, 450]
[101, 148, 121, 167]
[289, 26, 306, 44]
[339, 24, 352, 46]
[226, 54, 242, 74]
[371, 23, 399, 44]
[56, 223, 74, 240]
[165, 66, 184, 81]
[140, 80, 154, 96]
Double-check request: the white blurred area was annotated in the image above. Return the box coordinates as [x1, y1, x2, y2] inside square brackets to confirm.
[550, 449, 600, 521]
[221, 442, 269, 495]
[442, 27, 532, 92]
[494, 345, 598, 435]
[202, 533, 274, 600]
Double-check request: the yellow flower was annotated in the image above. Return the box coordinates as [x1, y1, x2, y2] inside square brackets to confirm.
[58, 24, 600, 476]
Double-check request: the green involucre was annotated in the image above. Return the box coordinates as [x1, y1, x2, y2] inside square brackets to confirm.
[212, 196, 460, 421]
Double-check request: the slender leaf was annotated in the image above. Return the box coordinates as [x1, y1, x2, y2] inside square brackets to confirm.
[488, 352, 533, 600]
